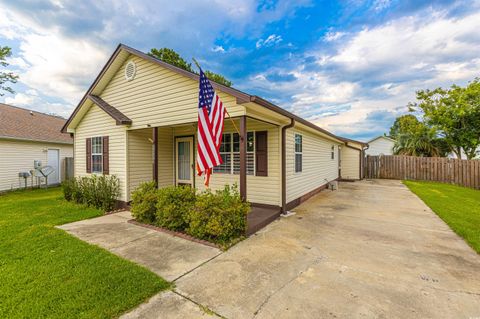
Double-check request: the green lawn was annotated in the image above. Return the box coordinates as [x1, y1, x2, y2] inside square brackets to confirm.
[0, 187, 169, 318]
[404, 181, 480, 254]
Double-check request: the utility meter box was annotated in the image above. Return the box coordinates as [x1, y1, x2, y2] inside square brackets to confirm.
[34, 160, 42, 169]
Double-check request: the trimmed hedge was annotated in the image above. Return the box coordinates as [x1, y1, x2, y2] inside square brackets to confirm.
[130, 183, 250, 245]
[156, 186, 196, 231]
[131, 181, 158, 223]
[62, 175, 120, 212]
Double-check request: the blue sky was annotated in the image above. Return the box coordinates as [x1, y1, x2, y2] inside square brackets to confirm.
[1, 0, 479, 141]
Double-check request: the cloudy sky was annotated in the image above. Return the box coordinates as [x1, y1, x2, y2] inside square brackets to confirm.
[1, 0, 479, 141]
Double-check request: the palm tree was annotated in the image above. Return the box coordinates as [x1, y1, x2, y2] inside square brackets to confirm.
[393, 129, 447, 157]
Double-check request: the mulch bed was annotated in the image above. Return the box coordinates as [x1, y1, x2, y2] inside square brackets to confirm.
[127, 219, 221, 249]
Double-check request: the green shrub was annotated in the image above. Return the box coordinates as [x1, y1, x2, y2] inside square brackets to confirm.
[131, 182, 159, 223]
[155, 186, 196, 231]
[61, 178, 76, 201]
[187, 184, 249, 244]
[95, 175, 120, 211]
[62, 175, 120, 212]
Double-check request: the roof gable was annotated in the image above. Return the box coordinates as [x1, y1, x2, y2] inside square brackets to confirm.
[62, 43, 343, 144]
[368, 136, 396, 144]
[0, 103, 72, 144]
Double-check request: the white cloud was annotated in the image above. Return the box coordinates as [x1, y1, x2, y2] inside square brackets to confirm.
[4, 91, 72, 117]
[250, 8, 480, 140]
[373, 0, 391, 12]
[0, 7, 108, 115]
[0, 0, 309, 115]
[18, 33, 109, 103]
[212, 45, 226, 53]
[256, 34, 283, 48]
[323, 30, 346, 42]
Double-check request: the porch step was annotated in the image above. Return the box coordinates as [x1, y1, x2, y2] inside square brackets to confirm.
[246, 206, 281, 236]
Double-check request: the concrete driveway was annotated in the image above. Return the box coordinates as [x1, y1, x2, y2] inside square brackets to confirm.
[62, 180, 480, 318]
[166, 180, 479, 318]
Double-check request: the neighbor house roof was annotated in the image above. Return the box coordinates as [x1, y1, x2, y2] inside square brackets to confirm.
[367, 135, 396, 144]
[0, 103, 73, 144]
[62, 44, 344, 143]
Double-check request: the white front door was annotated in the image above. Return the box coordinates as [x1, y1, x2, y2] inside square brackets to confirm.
[176, 137, 194, 186]
[47, 149, 60, 185]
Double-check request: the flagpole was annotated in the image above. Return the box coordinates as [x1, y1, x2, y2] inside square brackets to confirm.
[192, 57, 241, 137]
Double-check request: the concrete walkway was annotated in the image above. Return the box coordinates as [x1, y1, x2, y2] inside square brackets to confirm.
[58, 211, 221, 282]
[61, 180, 480, 318]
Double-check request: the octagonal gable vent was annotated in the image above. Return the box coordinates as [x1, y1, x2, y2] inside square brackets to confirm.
[125, 60, 136, 81]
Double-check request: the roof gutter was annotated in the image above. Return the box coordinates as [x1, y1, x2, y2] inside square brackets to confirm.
[281, 118, 295, 214]
[0, 135, 73, 145]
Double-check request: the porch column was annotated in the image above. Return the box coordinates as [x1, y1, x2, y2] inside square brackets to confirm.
[239, 115, 247, 201]
[153, 127, 159, 187]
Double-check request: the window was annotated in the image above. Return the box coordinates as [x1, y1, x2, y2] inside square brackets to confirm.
[331, 145, 335, 160]
[91, 137, 103, 173]
[295, 134, 302, 173]
[213, 132, 255, 175]
[214, 133, 232, 173]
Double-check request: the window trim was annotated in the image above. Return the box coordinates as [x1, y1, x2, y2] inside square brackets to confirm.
[91, 136, 103, 174]
[294, 133, 303, 173]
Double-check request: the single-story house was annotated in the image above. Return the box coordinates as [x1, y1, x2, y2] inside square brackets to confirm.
[365, 135, 395, 156]
[62, 44, 357, 230]
[339, 138, 368, 180]
[0, 103, 73, 191]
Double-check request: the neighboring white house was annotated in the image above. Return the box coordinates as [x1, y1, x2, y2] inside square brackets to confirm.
[365, 136, 395, 156]
[0, 103, 73, 192]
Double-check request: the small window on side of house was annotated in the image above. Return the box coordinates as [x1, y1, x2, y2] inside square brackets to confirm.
[91, 136, 103, 173]
[295, 134, 302, 173]
[331, 145, 335, 160]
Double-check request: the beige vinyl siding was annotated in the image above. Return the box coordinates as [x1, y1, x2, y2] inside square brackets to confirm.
[126, 127, 174, 201]
[341, 146, 360, 180]
[127, 128, 153, 196]
[0, 139, 73, 192]
[99, 55, 245, 129]
[74, 104, 128, 201]
[286, 127, 340, 203]
[157, 127, 174, 188]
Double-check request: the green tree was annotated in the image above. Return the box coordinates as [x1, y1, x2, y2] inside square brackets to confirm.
[148, 47, 232, 87]
[408, 79, 480, 159]
[148, 48, 193, 72]
[0, 46, 18, 96]
[393, 127, 448, 157]
[389, 114, 424, 139]
[204, 70, 232, 87]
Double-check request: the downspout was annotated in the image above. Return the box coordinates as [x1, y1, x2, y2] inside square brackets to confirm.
[281, 118, 295, 214]
[361, 144, 369, 179]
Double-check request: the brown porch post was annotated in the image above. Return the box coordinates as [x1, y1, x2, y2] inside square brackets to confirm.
[239, 116, 247, 201]
[153, 127, 159, 187]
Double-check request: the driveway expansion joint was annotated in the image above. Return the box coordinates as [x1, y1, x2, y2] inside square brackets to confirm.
[172, 290, 226, 319]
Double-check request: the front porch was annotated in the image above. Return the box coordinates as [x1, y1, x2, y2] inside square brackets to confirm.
[125, 116, 282, 235]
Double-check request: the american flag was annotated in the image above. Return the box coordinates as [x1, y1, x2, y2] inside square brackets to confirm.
[196, 69, 225, 186]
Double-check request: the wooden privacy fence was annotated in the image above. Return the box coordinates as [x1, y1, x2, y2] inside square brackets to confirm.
[365, 155, 480, 189]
